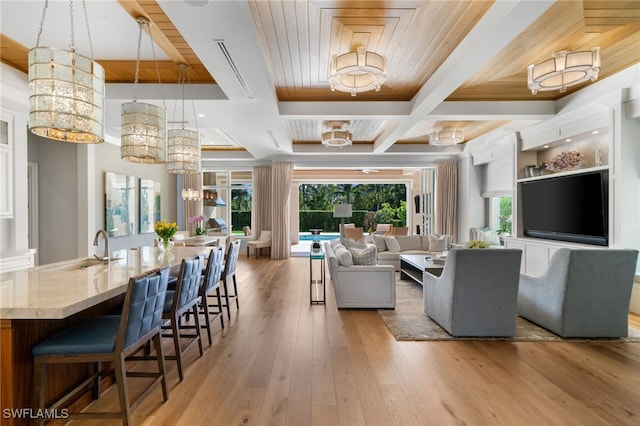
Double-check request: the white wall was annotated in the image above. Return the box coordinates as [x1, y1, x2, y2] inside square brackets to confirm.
[0, 65, 29, 255]
[93, 142, 177, 253]
[457, 156, 484, 243]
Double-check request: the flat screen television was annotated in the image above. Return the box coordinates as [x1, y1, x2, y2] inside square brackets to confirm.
[520, 170, 608, 246]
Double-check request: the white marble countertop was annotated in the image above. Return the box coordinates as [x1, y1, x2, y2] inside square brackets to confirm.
[0, 246, 210, 320]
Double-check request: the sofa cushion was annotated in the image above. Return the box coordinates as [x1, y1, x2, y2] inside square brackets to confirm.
[420, 235, 430, 251]
[429, 234, 450, 252]
[476, 228, 500, 246]
[373, 234, 387, 252]
[342, 238, 367, 250]
[350, 246, 377, 265]
[384, 236, 402, 252]
[333, 244, 353, 266]
[377, 251, 400, 261]
[396, 235, 422, 251]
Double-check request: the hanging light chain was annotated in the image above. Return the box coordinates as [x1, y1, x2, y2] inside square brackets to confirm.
[81, 0, 95, 58]
[148, 19, 168, 113]
[132, 18, 146, 101]
[35, 0, 49, 47]
[68, 0, 75, 51]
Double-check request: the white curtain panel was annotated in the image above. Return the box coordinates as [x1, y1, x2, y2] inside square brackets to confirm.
[252, 165, 272, 241]
[183, 173, 203, 236]
[435, 160, 458, 241]
[271, 161, 294, 259]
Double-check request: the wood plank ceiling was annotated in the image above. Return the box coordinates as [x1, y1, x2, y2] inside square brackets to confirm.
[249, 0, 640, 146]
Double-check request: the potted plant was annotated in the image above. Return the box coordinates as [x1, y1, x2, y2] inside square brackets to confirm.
[188, 215, 206, 238]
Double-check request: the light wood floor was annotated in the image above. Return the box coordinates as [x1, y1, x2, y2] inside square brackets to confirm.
[75, 255, 640, 426]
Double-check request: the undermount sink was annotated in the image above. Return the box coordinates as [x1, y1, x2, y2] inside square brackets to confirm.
[37, 257, 123, 272]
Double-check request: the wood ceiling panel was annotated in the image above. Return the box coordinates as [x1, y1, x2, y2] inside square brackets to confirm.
[117, 0, 214, 84]
[249, 0, 492, 102]
[583, 0, 640, 32]
[0, 35, 28, 73]
[449, 1, 640, 101]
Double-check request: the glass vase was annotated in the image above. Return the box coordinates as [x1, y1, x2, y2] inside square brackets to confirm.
[159, 238, 174, 252]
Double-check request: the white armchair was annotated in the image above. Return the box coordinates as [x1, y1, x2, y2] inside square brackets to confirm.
[247, 230, 272, 258]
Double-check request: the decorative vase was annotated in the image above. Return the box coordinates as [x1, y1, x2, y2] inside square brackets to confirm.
[158, 238, 174, 252]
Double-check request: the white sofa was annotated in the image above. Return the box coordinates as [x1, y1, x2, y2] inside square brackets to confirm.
[375, 235, 452, 271]
[324, 241, 396, 309]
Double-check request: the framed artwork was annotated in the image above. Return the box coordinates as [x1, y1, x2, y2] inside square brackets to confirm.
[105, 172, 136, 237]
[140, 178, 161, 233]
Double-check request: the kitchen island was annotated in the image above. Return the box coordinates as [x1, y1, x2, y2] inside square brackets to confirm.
[0, 246, 209, 425]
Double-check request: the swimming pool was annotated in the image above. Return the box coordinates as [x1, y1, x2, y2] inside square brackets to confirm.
[299, 234, 339, 241]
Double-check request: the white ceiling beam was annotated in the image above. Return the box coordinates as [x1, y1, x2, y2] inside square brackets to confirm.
[427, 101, 557, 120]
[278, 101, 412, 119]
[373, 0, 556, 154]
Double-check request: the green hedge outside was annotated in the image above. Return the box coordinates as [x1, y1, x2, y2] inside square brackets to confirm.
[231, 210, 404, 233]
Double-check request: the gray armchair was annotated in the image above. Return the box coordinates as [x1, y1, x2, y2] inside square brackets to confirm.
[517, 248, 639, 337]
[423, 249, 523, 337]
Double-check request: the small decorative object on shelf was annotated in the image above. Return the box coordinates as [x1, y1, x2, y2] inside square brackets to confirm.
[546, 150, 583, 172]
[154, 219, 178, 251]
[595, 149, 602, 166]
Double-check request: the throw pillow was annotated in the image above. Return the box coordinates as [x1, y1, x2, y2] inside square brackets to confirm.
[477, 229, 500, 246]
[429, 234, 449, 252]
[384, 236, 402, 252]
[333, 244, 353, 266]
[350, 246, 377, 265]
[396, 235, 421, 251]
[343, 238, 367, 250]
[373, 234, 387, 252]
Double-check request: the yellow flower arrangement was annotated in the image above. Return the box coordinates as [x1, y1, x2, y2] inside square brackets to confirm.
[465, 239, 490, 249]
[154, 220, 178, 241]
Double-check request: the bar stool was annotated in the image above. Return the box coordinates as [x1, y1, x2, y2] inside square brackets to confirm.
[221, 240, 241, 320]
[32, 268, 170, 426]
[161, 256, 204, 381]
[197, 246, 226, 345]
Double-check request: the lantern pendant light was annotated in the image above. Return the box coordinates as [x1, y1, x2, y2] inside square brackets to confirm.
[167, 64, 201, 174]
[28, 0, 105, 143]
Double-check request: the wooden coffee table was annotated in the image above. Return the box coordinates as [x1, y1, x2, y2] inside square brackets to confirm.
[399, 254, 444, 285]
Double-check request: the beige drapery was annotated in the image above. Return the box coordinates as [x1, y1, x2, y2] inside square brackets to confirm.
[252, 165, 272, 240]
[271, 161, 294, 259]
[435, 160, 457, 242]
[183, 174, 202, 236]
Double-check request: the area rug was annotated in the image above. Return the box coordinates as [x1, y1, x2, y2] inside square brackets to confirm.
[378, 280, 640, 342]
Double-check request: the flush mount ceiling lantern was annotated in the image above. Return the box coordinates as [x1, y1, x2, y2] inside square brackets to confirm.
[329, 46, 386, 96]
[429, 128, 464, 146]
[527, 47, 601, 95]
[321, 121, 352, 147]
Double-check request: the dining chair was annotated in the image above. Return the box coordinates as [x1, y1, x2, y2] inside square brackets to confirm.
[32, 268, 170, 426]
[161, 256, 204, 381]
[222, 240, 241, 320]
[246, 230, 272, 257]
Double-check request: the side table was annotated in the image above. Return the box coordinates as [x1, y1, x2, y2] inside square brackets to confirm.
[309, 249, 326, 304]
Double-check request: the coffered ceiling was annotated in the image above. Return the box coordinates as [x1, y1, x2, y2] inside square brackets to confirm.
[1, 0, 639, 169]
